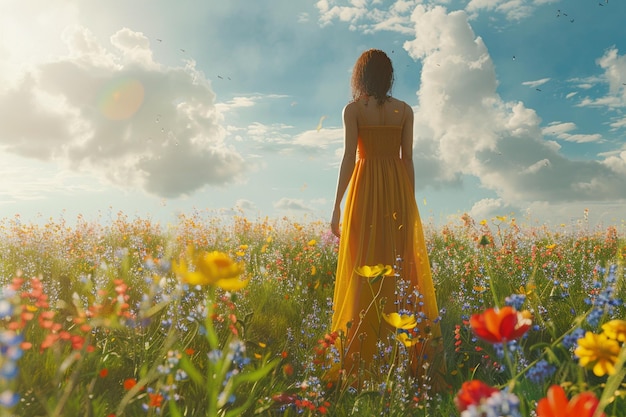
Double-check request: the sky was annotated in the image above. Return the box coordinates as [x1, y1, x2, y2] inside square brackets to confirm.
[1, 0, 625, 230]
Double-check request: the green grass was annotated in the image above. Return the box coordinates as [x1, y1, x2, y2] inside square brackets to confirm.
[0, 212, 624, 416]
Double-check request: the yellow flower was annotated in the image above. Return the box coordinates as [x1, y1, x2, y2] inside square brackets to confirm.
[311, 265, 317, 276]
[396, 332, 418, 347]
[355, 264, 394, 278]
[382, 312, 417, 330]
[307, 239, 317, 246]
[602, 319, 626, 342]
[574, 331, 620, 377]
[546, 244, 556, 250]
[173, 247, 248, 291]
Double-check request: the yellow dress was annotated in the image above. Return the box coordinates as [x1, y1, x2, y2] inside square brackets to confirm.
[330, 105, 443, 382]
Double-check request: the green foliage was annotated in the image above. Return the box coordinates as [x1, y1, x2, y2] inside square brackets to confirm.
[0, 212, 624, 416]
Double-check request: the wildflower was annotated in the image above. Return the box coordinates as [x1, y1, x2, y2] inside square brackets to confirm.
[562, 328, 585, 350]
[601, 319, 626, 342]
[504, 293, 526, 310]
[382, 312, 417, 330]
[462, 391, 521, 417]
[527, 359, 556, 385]
[574, 331, 620, 377]
[396, 332, 419, 347]
[536, 385, 604, 417]
[123, 378, 138, 390]
[454, 380, 498, 412]
[148, 392, 164, 408]
[355, 264, 394, 278]
[469, 306, 532, 344]
[173, 247, 248, 291]
[0, 390, 19, 408]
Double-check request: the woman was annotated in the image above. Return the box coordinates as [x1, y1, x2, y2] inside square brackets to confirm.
[330, 49, 443, 385]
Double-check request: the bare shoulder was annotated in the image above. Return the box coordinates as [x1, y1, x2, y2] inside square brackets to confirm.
[343, 101, 359, 119]
[389, 97, 412, 112]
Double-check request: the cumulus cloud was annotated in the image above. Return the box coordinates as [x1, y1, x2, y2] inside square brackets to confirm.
[316, 0, 418, 34]
[273, 197, 313, 211]
[0, 25, 245, 198]
[576, 47, 626, 112]
[403, 5, 626, 204]
[468, 198, 517, 221]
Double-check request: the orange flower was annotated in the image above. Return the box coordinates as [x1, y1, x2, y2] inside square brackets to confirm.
[536, 385, 604, 417]
[123, 378, 137, 390]
[469, 306, 532, 344]
[99, 368, 109, 378]
[148, 393, 164, 408]
[454, 380, 498, 412]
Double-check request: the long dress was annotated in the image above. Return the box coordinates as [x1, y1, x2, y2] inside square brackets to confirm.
[330, 103, 443, 383]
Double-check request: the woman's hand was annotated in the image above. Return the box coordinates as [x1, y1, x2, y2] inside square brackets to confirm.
[331, 208, 341, 238]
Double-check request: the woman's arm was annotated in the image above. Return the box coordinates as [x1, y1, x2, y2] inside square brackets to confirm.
[330, 103, 358, 237]
[400, 103, 415, 193]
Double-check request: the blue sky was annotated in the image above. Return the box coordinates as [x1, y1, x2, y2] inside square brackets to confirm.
[1, 0, 625, 229]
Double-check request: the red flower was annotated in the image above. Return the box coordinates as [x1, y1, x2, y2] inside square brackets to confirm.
[469, 306, 532, 344]
[454, 380, 498, 412]
[123, 378, 137, 390]
[148, 393, 164, 408]
[537, 385, 604, 417]
[99, 369, 109, 378]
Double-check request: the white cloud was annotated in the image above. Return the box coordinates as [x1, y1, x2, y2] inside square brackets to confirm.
[273, 197, 313, 211]
[234, 199, 257, 211]
[467, 197, 516, 221]
[542, 122, 603, 143]
[0, 26, 245, 199]
[216, 94, 290, 113]
[403, 4, 626, 205]
[316, 0, 418, 34]
[602, 151, 626, 175]
[292, 128, 343, 149]
[575, 48, 626, 115]
[466, 0, 555, 20]
[522, 78, 550, 88]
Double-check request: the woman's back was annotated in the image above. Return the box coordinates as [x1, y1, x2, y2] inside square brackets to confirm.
[350, 96, 409, 127]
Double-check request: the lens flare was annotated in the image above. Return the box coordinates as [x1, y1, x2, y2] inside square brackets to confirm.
[98, 78, 145, 120]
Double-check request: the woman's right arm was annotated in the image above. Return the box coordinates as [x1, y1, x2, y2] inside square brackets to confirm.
[330, 103, 358, 238]
[400, 103, 415, 193]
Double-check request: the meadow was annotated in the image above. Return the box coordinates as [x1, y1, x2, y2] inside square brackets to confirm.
[0, 210, 625, 417]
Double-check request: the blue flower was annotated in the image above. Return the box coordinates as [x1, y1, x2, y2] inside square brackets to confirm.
[527, 359, 556, 385]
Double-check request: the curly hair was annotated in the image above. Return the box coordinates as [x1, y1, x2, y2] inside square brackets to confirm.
[350, 49, 394, 105]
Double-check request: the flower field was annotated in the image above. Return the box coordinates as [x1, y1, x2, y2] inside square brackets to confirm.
[0, 211, 625, 416]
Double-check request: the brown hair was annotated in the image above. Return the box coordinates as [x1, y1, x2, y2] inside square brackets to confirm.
[351, 49, 394, 105]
